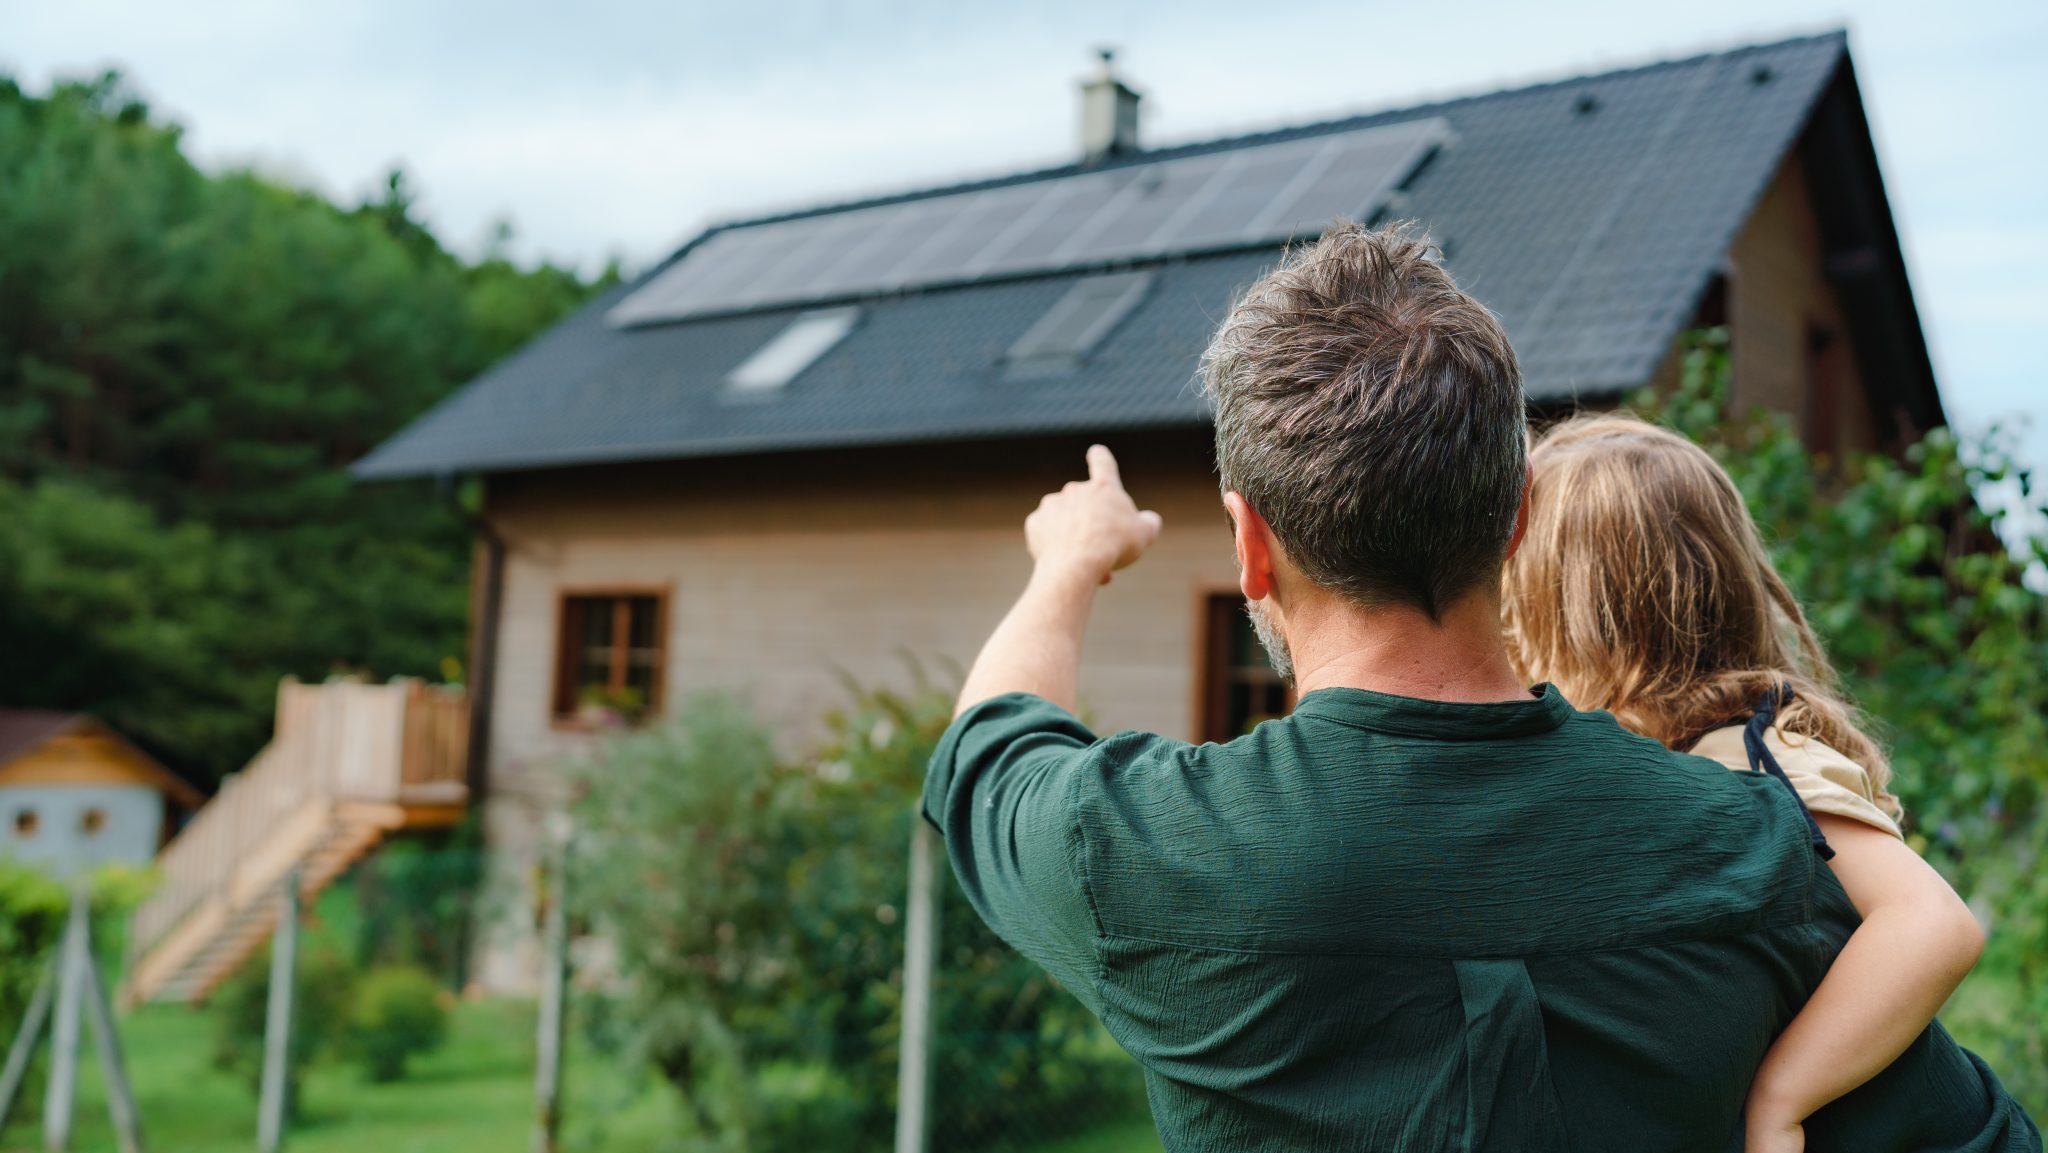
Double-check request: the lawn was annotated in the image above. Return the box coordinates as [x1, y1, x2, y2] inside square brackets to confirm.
[2, 996, 1161, 1153]
[1, 879, 1161, 1153]
[3, 998, 650, 1153]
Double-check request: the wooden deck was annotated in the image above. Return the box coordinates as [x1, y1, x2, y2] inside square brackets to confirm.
[122, 678, 469, 1006]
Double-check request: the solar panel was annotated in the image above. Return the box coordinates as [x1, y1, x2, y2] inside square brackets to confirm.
[1059, 152, 1232, 262]
[808, 201, 927, 297]
[1170, 137, 1328, 250]
[1260, 127, 1439, 238]
[884, 183, 1046, 286]
[611, 116, 1448, 327]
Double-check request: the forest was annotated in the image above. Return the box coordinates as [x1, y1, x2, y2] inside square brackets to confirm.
[0, 71, 609, 785]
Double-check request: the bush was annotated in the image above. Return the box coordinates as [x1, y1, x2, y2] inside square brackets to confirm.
[210, 943, 357, 1107]
[0, 861, 68, 1026]
[352, 824, 483, 986]
[1640, 329, 2048, 1113]
[347, 965, 449, 1082]
[573, 682, 1140, 1153]
[0, 861, 153, 1127]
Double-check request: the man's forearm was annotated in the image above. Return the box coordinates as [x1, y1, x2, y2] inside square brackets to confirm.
[956, 562, 1101, 716]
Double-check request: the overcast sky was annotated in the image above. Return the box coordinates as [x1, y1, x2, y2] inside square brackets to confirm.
[4, 0, 2042, 473]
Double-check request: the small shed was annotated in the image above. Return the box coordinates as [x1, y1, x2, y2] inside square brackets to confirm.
[0, 711, 203, 878]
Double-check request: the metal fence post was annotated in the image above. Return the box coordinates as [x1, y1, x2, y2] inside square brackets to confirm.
[258, 868, 301, 1153]
[42, 887, 90, 1151]
[83, 943, 145, 1153]
[894, 819, 941, 1153]
[532, 813, 571, 1153]
[0, 960, 55, 1135]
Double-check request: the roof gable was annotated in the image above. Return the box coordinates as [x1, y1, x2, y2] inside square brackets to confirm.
[356, 32, 1853, 480]
[0, 710, 84, 764]
[0, 710, 205, 808]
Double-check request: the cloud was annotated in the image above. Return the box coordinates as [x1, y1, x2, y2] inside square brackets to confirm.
[2, 0, 2041, 465]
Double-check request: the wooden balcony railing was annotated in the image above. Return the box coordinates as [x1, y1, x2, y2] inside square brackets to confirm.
[126, 677, 469, 987]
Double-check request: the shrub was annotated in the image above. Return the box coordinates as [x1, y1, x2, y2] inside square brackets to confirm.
[347, 965, 449, 1082]
[573, 683, 1141, 1153]
[0, 861, 68, 1026]
[1640, 328, 2048, 1113]
[0, 861, 154, 1128]
[352, 824, 483, 986]
[210, 943, 357, 1106]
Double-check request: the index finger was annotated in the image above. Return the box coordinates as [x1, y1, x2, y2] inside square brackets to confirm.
[1086, 444, 1121, 487]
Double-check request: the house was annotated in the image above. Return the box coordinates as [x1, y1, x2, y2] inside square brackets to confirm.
[0, 710, 203, 878]
[354, 31, 1941, 988]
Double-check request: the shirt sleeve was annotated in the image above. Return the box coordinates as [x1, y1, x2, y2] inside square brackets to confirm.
[1691, 726, 1905, 840]
[923, 692, 1105, 1008]
[1766, 730, 1905, 840]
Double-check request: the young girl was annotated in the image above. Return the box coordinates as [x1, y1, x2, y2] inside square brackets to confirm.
[1501, 414, 1987, 1153]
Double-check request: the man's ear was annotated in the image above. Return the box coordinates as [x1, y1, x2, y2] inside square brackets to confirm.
[1223, 492, 1278, 602]
[1504, 463, 1533, 560]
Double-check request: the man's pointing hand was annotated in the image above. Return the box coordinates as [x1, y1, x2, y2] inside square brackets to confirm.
[1025, 445, 1164, 585]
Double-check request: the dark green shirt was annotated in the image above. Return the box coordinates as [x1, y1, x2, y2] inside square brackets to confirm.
[924, 687, 2039, 1153]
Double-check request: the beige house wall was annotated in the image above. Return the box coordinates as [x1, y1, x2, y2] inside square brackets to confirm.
[470, 432, 1236, 989]
[1725, 152, 1879, 455]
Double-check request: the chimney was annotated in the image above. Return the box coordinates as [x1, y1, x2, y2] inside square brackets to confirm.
[1079, 48, 1140, 162]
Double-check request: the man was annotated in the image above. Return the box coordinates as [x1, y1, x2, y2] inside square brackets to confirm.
[923, 224, 2037, 1151]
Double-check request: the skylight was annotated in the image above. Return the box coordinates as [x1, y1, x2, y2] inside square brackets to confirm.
[1003, 272, 1155, 378]
[725, 308, 861, 395]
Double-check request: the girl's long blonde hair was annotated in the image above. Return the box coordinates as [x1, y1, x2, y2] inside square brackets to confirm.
[1502, 413, 1889, 787]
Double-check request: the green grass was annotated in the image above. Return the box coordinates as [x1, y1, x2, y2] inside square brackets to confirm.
[1027, 1118, 1165, 1153]
[1, 996, 1159, 1153]
[0, 998, 680, 1153]
[1, 885, 1160, 1152]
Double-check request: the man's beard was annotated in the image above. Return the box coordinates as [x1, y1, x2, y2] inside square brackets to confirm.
[1245, 598, 1295, 683]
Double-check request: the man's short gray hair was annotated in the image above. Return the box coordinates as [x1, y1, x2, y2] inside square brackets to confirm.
[1200, 222, 1526, 618]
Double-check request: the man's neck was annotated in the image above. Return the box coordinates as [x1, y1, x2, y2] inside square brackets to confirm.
[1284, 588, 1531, 704]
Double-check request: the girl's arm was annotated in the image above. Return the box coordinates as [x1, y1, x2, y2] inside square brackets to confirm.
[1744, 814, 1986, 1152]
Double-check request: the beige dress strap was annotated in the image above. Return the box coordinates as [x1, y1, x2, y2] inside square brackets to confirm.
[1690, 724, 1904, 840]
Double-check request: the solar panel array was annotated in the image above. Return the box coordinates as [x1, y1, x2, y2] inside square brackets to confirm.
[609, 116, 1450, 328]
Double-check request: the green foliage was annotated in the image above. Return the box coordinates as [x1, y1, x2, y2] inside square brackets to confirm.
[0, 860, 68, 1029]
[347, 965, 450, 1082]
[573, 684, 1141, 1153]
[352, 825, 484, 986]
[0, 860, 155, 1030]
[0, 71, 604, 784]
[0, 479, 272, 774]
[1636, 328, 2048, 1112]
[210, 943, 358, 1108]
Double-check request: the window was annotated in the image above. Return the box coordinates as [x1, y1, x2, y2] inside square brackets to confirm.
[1003, 271, 1154, 379]
[725, 307, 861, 395]
[12, 809, 37, 838]
[554, 592, 667, 724]
[1199, 594, 1293, 743]
[81, 808, 107, 836]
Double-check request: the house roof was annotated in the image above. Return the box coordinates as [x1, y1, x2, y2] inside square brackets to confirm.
[0, 710, 206, 808]
[0, 710, 82, 765]
[355, 31, 1925, 481]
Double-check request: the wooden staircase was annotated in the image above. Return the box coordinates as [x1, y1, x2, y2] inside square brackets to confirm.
[122, 678, 470, 1006]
